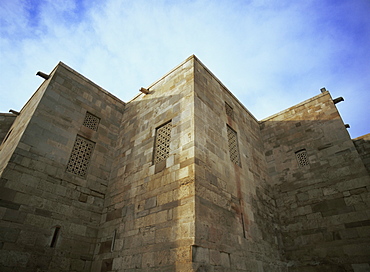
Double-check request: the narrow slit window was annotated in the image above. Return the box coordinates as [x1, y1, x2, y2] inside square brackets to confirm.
[241, 213, 246, 238]
[225, 102, 234, 120]
[153, 121, 172, 164]
[295, 149, 309, 167]
[66, 135, 95, 177]
[111, 229, 116, 252]
[227, 125, 241, 166]
[83, 112, 100, 131]
[50, 226, 61, 248]
[1, 129, 13, 145]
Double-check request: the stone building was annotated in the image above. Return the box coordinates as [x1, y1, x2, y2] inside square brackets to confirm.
[0, 55, 369, 272]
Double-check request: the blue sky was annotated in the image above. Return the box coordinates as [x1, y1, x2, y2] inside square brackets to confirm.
[0, 0, 369, 138]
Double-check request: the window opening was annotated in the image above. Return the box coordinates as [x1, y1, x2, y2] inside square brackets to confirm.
[1, 129, 13, 146]
[66, 135, 95, 177]
[295, 149, 309, 167]
[225, 102, 234, 120]
[227, 125, 241, 166]
[50, 226, 61, 248]
[241, 213, 246, 238]
[83, 112, 100, 131]
[153, 121, 172, 164]
[111, 229, 116, 252]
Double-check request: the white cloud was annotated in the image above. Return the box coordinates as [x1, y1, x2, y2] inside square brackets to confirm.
[0, 0, 369, 138]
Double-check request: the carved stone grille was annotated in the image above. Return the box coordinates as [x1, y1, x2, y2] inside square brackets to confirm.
[153, 121, 172, 164]
[227, 125, 240, 166]
[83, 112, 100, 131]
[225, 102, 234, 119]
[66, 135, 95, 177]
[296, 149, 309, 167]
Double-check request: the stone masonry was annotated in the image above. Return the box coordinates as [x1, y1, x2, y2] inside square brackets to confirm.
[0, 55, 369, 271]
[261, 93, 370, 272]
[0, 113, 16, 144]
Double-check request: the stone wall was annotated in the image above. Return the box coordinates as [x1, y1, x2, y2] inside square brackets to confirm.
[192, 57, 285, 271]
[1, 55, 369, 272]
[353, 134, 370, 176]
[0, 113, 17, 144]
[0, 77, 50, 176]
[0, 62, 125, 271]
[92, 56, 196, 271]
[261, 91, 370, 271]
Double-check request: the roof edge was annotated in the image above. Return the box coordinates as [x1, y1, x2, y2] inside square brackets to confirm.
[0, 113, 18, 117]
[128, 54, 259, 121]
[56, 62, 126, 105]
[192, 55, 259, 122]
[260, 91, 332, 122]
[128, 55, 197, 103]
[352, 133, 370, 141]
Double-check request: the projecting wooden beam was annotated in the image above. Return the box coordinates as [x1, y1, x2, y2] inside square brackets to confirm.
[140, 87, 150, 94]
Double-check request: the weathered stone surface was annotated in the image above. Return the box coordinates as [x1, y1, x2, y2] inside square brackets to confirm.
[353, 133, 370, 175]
[261, 90, 370, 271]
[0, 113, 16, 144]
[0, 55, 368, 271]
[0, 61, 125, 271]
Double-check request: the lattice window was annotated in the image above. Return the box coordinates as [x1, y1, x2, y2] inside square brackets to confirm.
[225, 102, 234, 120]
[83, 112, 100, 131]
[66, 135, 95, 177]
[227, 125, 241, 166]
[153, 121, 172, 164]
[295, 149, 309, 167]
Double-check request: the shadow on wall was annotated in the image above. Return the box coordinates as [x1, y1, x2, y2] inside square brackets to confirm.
[353, 134, 370, 175]
[0, 113, 17, 144]
[260, 118, 370, 271]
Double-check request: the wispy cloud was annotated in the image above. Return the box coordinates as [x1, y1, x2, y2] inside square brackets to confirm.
[1, 0, 369, 138]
